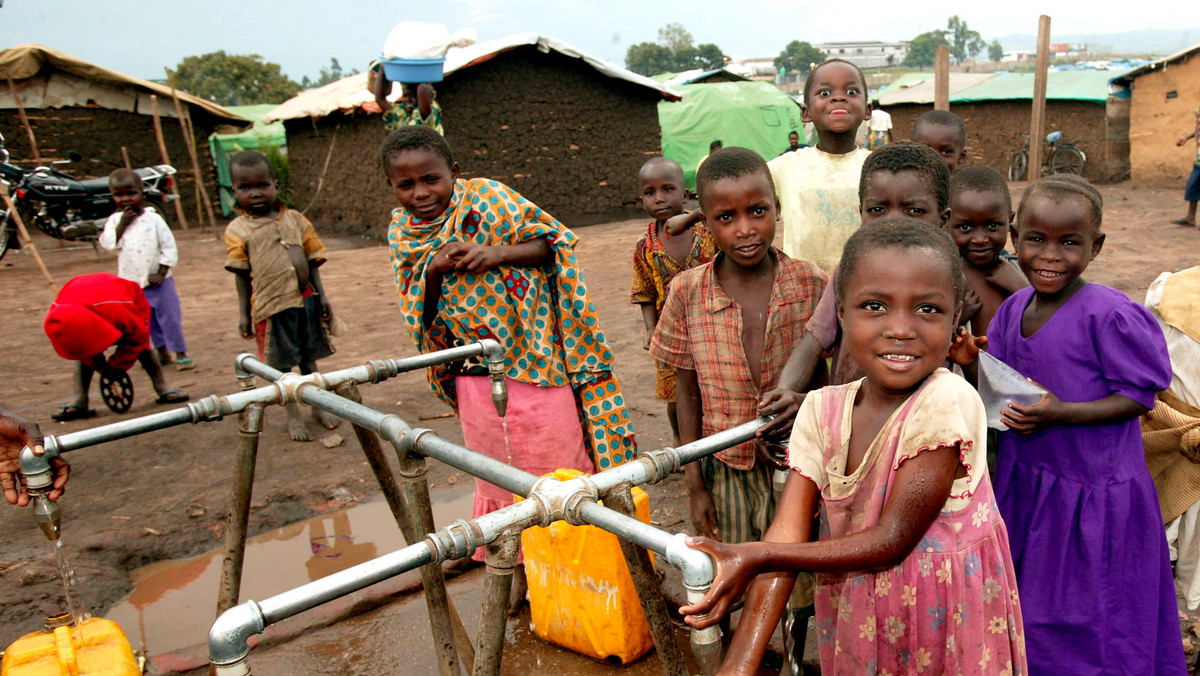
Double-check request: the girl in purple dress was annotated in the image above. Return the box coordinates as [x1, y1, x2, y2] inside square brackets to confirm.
[988, 175, 1184, 675]
[680, 218, 1026, 675]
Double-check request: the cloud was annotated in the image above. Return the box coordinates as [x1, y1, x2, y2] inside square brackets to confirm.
[449, 0, 502, 22]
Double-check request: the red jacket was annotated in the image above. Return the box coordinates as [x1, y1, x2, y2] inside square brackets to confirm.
[44, 273, 150, 371]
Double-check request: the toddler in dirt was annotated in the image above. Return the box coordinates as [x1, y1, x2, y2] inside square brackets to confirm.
[223, 151, 340, 442]
[98, 168, 193, 371]
[630, 157, 716, 445]
[911, 110, 969, 173]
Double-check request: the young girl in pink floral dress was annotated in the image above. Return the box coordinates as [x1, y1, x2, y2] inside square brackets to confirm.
[681, 218, 1026, 675]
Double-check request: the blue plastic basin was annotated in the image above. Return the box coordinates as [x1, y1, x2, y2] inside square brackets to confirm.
[381, 57, 445, 83]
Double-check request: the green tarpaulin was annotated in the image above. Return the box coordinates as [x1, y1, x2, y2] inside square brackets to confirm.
[209, 104, 287, 216]
[950, 69, 1129, 104]
[658, 81, 805, 190]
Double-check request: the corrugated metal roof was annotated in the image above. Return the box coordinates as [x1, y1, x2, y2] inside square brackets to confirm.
[264, 33, 679, 123]
[875, 73, 994, 106]
[875, 69, 1130, 107]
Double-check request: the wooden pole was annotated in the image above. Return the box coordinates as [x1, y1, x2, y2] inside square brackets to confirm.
[149, 94, 190, 230]
[934, 46, 950, 111]
[2, 192, 57, 292]
[120, 146, 132, 169]
[165, 69, 218, 230]
[1028, 15, 1052, 182]
[6, 77, 42, 164]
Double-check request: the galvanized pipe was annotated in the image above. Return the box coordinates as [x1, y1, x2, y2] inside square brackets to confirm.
[215, 402, 264, 618]
[397, 428, 540, 499]
[473, 529, 521, 676]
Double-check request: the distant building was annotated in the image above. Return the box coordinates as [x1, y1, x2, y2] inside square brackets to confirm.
[727, 58, 778, 79]
[815, 42, 909, 69]
[1110, 43, 1200, 188]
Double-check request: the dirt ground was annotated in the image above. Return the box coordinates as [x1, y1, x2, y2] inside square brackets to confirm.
[0, 181, 1197, 672]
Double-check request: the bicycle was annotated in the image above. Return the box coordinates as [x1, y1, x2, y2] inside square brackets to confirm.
[1008, 131, 1087, 181]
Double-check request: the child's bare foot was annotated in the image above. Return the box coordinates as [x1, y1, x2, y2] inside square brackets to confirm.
[508, 564, 528, 616]
[286, 403, 313, 441]
[313, 407, 342, 430]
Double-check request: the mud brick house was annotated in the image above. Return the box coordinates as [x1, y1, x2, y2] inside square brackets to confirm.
[265, 33, 679, 238]
[0, 44, 249, 223]
[876, 70, 1131, 183]
[1110, 44, 1200, 189]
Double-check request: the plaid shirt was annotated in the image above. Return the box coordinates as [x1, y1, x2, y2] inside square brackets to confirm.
[650, 249, 827, 469]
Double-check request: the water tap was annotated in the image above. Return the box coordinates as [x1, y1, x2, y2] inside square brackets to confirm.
[487, 360, 508, 418]
[20, 445, 61, 541]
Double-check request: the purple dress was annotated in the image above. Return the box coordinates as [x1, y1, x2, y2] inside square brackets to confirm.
[989, 283, 1184, 675]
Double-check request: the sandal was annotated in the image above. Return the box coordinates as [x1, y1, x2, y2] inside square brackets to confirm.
[175, 357, 196, 371]
[51, 405, 97, 422]
[1172, 218, 1195, 227]
[155, 388, 190, 405]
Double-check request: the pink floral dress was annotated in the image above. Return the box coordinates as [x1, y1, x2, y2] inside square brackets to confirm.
[788, 369, 1027, 675]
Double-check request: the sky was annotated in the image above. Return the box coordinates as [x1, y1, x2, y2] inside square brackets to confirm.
[1, 0, 1197, 83]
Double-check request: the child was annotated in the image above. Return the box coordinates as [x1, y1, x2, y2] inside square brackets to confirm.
[223, 151, 340, 442]
[98, 169, 193, 370]
[911, 109, 969, 173]
[759, 142, 952, 436]
[985, 175, 1185, 674]
[383, 125, 636, 612]
[630, 157, 716, 444]
[1174, 97, 1199, 226]
[947, 166, 1027, 338]
[44, 273, 189, 421]
[681, 218, 1027, 675]
[768, 58, 872, 272]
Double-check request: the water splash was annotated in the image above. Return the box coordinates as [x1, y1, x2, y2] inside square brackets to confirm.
[53, 538, 90, 642]
[501, 416, 512, 466]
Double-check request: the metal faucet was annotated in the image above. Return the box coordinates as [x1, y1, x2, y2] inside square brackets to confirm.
[479, 339, 508, 418]
[21, 446, 61, 541]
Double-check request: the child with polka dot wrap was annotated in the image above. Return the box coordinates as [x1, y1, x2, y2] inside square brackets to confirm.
[383, 126, 637, 607]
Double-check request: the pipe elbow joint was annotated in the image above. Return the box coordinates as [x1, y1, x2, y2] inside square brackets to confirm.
[477, 338, 504, 364]
[233, 353, 257, 379]
[664, 532, 715, 591]
[208, 600, 265, 667]
[18, 445, 54, 486]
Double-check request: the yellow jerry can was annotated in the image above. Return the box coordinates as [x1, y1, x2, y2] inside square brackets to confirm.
[519, 468, 655, 664]
[2, 616, 140, 676]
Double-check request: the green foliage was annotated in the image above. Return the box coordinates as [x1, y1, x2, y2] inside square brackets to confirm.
[263, 145, 292, 206]
[174, 51, 300, 106]
[904, 31, 949, 68]
[774, 40, 825, 74]
[301, 58, 360, 90]
[988, 40, 1004, 63]
[947, 15, 986, 63]
[624, 24, 726, 76]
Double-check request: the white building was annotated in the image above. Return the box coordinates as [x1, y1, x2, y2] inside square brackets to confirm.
[816, 41, 909, 69]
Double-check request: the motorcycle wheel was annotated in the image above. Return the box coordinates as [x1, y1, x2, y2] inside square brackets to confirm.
[0, 212, 13, 262]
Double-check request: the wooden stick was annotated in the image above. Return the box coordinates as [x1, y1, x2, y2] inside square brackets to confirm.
[934, 46, 950, 111]
[149, 94, 190, 230]
[6, 77, 42, 164]
[1028, 15, 1052, 183]
[2, 192, 57, 292]
[165, 69, 218, 230]
[120, 146, 132, 169]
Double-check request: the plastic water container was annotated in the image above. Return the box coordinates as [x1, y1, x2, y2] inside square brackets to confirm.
[380, 57, 444, 83]
[1, 617, 140, 676]
[520, 468, 655, 664]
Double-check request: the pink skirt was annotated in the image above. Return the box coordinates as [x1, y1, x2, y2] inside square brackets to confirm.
[456, 376, 593, 562]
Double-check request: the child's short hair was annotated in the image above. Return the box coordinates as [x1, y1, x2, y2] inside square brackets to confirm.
[803, 58, 868, 107]
[231, 150, 275, 179]
[695, 147, 772, 205]
[380, 125, 455, 175]
[108, 167, 141, 188]
[950, 166, 1011, 206]
[837, 217, 965, 304]
[1017, 174, 1103, 232]
[709, 139, 723, 152]
[913, 110, 967, 147]
[639, 157, 684, 180]
[859, 141, 950, 212]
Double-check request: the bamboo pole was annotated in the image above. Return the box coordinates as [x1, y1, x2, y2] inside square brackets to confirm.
[1028, 15, 1052, 182]
[5, 77, 42, 164]
[2, 192, 57, 292]
[148, 94, 190, 229]
[165, 69, 218, 230]
[120, 146, 132, 169]
[934, 46, 950, 111]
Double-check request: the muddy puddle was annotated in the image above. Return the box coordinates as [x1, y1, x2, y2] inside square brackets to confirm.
[104, 493, 473, 656]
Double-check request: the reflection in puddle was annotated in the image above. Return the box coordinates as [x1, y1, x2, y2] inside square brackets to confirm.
[105, 493, 474, 656]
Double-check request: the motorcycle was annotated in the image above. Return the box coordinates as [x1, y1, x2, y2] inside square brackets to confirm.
[0, 132, 178, 262]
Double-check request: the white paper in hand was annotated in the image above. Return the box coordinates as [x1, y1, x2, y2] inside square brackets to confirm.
[977, 351, 1048, 430]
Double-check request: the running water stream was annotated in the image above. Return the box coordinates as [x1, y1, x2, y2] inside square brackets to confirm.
[53, 538, 89, 641]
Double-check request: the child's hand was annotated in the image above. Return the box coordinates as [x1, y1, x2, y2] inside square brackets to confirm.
[147, 272, 165, 287]
[319, 296, 333, 322]
[451, 243, 503, 273]
[986, 263, 1028, 294]
[689, 488, 721, 540]
[755, 388, 805, 441]
[643, 332, 652, 350]
[960, 288, 982, 326]
[947, 327, 986, 366]
[1180, 137, 1190, 147]
[663, 212, 696, 237]
[1001, 383, 1066, 434]
[753, 438, 790, 472]
[238, 315, 254, 340]
[678, 536, 762, 628]
[118, 204, 143, 226]
[428, 243, 464, 275]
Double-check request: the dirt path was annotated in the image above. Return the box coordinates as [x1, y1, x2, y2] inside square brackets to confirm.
[0, 181, 1194, 668]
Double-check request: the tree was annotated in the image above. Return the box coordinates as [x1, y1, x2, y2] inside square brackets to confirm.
[988, 40, 1004, 63]
[657, 23, 694, 55]
[694, 44, 726, 70]
[301, 58, 360, 90]
[904, 31, 949, 68]
[774, 40, 826, 75]
[624, 24, 726, 76]
[174, 51, 300, 106]
[625, 42, 677, 77]
[947, 15, 986, 63]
